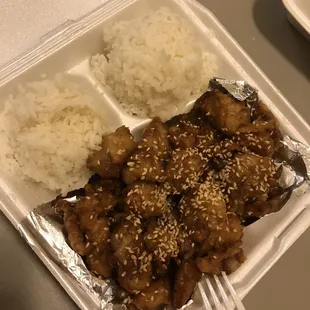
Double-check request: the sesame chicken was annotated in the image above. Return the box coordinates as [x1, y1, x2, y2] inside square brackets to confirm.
[243, 188, 291, 220]
[85, 247, 113, 278]
[111, 215, 154, 293]
[235, 101, 282, 157]
[123, 182, 168, 219]
[166, 112, 217, 151]
[52, 198, 72, 216]
[87, 126, 136, 178]
[196, 242, 246, 275]
[63, 189, 113, 256]
[144, 211, 183, 265]
[204, 139, 241, 170]
[166, 113, 199, 149]
[207, 214, 244, 248]
[122, 118, 168, 184]
[63, 208, 92, 256]
[142, 117, 170, 157]
[84, 216, 110, 251]
[58, 87, 287, 309]
[165, 148, 207, 194]
[122, 149, 165, 184]
[195, 90, 251, 136]
[173, 261, 202, 309]
[77, 188, 117, 216]
[219, 153, 277, 214]
[222, 247, 246, 274]
[110, 215, 144, 265]
[118, 260, 153, 294]
[179, 177, 227, 243]
[86, 176, 124, 197]
[133, 277, 171, 310]
[153, 259, 170, 277]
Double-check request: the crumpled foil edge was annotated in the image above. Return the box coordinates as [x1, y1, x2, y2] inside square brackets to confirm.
[18, 205, 114, 310]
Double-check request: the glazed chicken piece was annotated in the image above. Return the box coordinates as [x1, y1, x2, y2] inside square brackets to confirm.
[196, 123, 218, 154]
[207, 214, 244, 248]
[122, 118, 169, 184]
[118, 259, 153, 294]
[85, 247, 114, 278]
[195, 90, 251, 136]
[63, 189, 112, 255]
[123, 182, 168, 219]
[111, 214, 153, 293]
[219, 152, 277, 214]
[173, 261, 202, 309]
[86, 176, 124, 197]
[165, 148, 207, 194]
[87, 126, 136, 178]
[141, 117, 170, 157]
[74, 191, 117, 253]
[79, 187, 118, 215]
[63, 208, 92, 256]
[110, 215, 144, 264]
[235, 101, 282, 157]
[166, 113, 217, 151]
[204, 139, 241, 171]
[144, 211, 183, 267]
[166, 113, 199, 149]
[222, 247, 246, 274]
[236, 129, 277, 158]
[52, 198, 72, 216]
[243, 189, 291, 219]
[179, 177, 227, 243]
[122, 150, 165, 184]
[84, 216, 110, 251]
[196, 242, 246, 275]
[76, 205, 110, 252]
[133, 278, 171, 310]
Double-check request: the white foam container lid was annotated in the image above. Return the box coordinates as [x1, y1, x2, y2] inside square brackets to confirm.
[1, 0, 310, 309]
[283, 0, 310, 39]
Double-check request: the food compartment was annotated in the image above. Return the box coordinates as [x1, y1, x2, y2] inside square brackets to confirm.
[0, 0, 310, 309]
[283, 0, 310, 40]
[0, 70, 126, 224]
[85, 0, 245, 120]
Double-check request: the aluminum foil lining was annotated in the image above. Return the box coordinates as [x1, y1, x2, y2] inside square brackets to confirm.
[19, 78, 310, 310]
[210, 78, 258, 102]
[18, 201, 114, 310]
[211, 77, 310, 194]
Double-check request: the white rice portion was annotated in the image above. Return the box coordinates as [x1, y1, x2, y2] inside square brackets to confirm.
[91, 7, 218, 119]
[0, 75, 108, 194]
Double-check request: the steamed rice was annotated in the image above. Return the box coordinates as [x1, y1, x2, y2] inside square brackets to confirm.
[0, 75, 108, 193]
[91, 7, 218, 119]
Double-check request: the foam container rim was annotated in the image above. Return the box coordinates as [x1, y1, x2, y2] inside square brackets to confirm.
[1, 0, 310, 309]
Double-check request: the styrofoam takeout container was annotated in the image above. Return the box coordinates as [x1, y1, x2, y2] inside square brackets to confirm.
[1, 0, 310, 309]
[283, 0, 310, 40]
